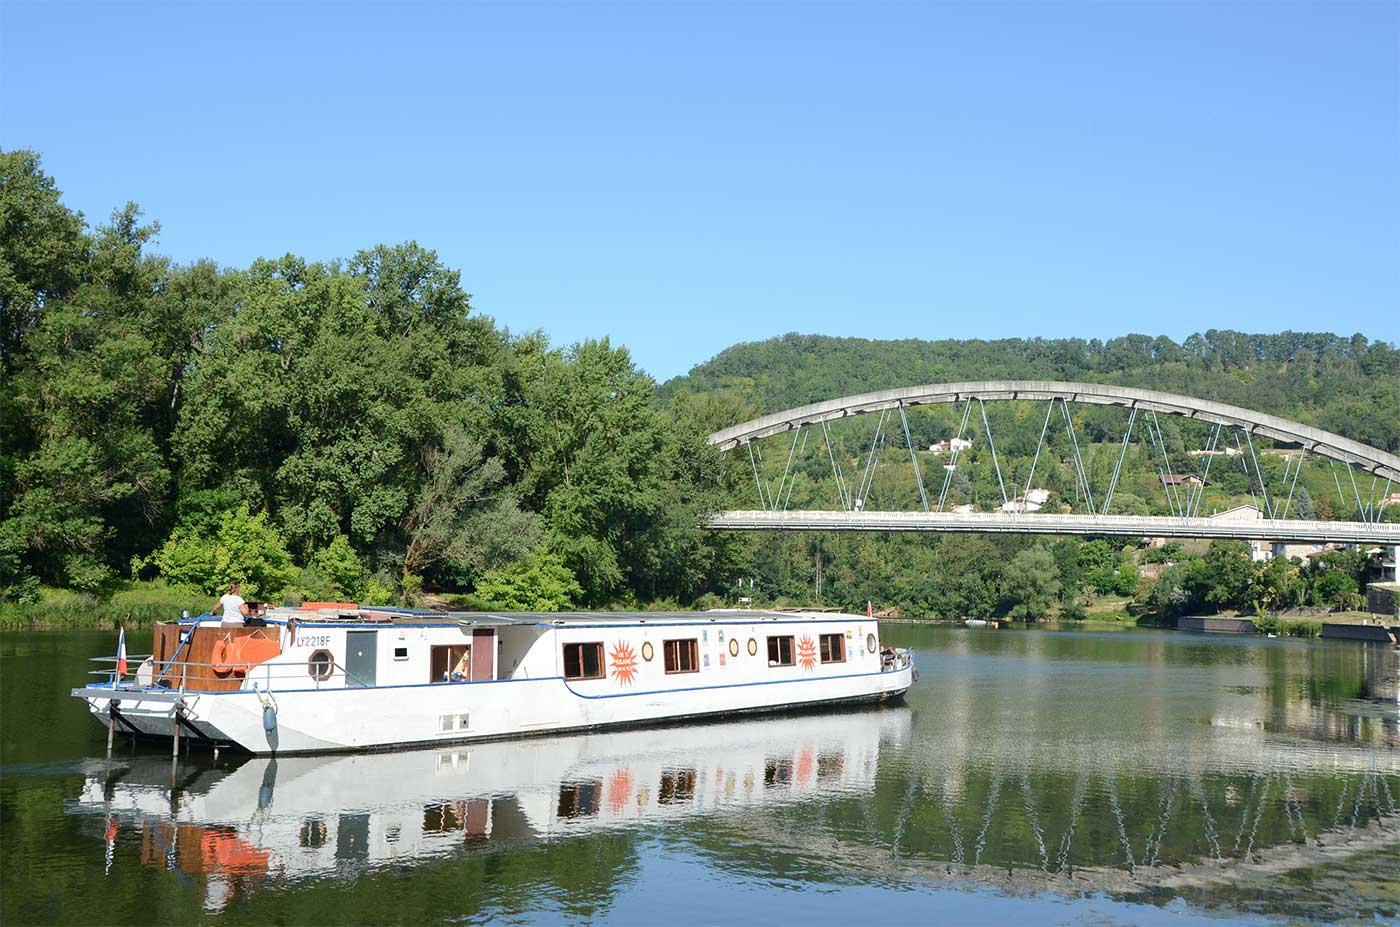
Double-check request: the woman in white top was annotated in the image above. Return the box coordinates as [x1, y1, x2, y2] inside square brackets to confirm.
[216, 582, 249, 626]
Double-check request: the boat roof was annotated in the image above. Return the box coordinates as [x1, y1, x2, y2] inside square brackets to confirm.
[181, 607, 867, 629]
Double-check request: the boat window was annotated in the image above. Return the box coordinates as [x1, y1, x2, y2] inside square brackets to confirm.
[431, 645, 471, 683]
[393, 646, 409, 661]
[563, 642, 604, 680]
[767, 636, 794, 667]
[819, 633, 845, 663]
[663, 639, 698, 674]
[557, 781, 601, 818]
[307, 649, 333, 681]
[658, 768, 696, 804]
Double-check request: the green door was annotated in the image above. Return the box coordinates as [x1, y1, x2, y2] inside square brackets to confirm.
[346, 630, 377, 687]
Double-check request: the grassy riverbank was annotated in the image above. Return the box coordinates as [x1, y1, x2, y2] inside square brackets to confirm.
[0, 582, 210, 631]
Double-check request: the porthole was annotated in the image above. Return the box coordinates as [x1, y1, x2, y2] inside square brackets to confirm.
[866, 633, 877, 654]
[308, 648, 334, 681]
[641, 641, 654, 662]
[747, 638, 758, 657]
[729, 638, 739, 658]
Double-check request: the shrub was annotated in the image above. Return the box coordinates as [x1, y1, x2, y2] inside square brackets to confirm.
[475, 551, 582, 612]
[143, 506, 297, 599]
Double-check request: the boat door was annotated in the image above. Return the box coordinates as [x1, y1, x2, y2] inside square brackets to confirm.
[346, 630, 377, 687]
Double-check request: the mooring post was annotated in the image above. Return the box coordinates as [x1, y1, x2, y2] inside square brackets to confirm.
[171, 705, 181, 760]
[106, 700, 118, 757]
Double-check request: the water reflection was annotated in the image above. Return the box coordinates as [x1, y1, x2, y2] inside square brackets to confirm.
[68, 708, 910, 910]
[53, 629, 1400, 923]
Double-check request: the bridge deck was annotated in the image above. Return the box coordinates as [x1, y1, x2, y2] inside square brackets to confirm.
[707, 510, 1400, 544]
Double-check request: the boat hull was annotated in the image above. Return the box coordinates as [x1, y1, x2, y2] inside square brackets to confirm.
[75, 665, 914, 755]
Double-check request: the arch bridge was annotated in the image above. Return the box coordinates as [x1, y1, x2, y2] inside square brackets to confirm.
[705, 381, 1400, 550]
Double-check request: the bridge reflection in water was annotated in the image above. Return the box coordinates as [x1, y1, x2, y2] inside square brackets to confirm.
[67, 630, 1398, 921]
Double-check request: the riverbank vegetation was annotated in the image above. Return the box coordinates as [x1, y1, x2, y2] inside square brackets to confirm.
[3, 149, 1396, 629]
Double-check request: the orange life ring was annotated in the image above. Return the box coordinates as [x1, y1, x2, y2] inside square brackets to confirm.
[211, 638, 234, 676]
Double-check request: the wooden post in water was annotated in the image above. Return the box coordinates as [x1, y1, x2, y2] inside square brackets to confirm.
[106, 700, 118, 757]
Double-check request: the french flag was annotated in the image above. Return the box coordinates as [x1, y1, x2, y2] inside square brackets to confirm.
[115, 628, 127, 679]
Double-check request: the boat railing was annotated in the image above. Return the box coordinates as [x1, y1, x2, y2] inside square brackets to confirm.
[87, 655, 373, 692]
[880, 647, 914, 672]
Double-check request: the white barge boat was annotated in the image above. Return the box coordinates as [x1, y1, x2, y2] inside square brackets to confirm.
[72, 607, 914, 754]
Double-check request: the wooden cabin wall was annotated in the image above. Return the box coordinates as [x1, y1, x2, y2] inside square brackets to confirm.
[154, 625, 280, 692]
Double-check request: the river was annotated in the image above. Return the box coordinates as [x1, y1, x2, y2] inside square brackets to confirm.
[2, 625, 1397, 925]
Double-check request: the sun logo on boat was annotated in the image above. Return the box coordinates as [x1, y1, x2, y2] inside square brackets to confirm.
[610, 641, 639, 687]
[797, 636, 818, 671]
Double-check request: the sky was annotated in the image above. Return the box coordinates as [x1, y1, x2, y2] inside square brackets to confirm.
[2, 1, 1397, 381]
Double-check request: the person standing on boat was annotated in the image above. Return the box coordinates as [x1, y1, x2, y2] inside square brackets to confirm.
[215, 582, 249, 626]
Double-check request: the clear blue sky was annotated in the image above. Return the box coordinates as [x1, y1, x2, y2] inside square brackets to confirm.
[3, 1, 1396, 380]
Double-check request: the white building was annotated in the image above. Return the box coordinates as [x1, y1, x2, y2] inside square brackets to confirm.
[929, 438, 974, 455]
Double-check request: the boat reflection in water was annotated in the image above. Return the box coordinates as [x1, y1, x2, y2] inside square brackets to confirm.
[69, 706, 912, 911]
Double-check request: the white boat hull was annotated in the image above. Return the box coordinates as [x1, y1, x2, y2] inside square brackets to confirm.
[78, 665, 913, 754]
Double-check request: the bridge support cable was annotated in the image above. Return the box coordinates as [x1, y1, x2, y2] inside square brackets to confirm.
[779, 427, 808, 512]
[746, 442, 770, 510]
[821, 421, 852, 512]
[936, 399, 974, 512]
[1059, 398, 1094, 513]
[1243, 429, 1275, 519]
[1146, 412, 1183, 518]
[771, 426, 803, 512]
[1280, 448, 1306, 520]
[855, 409, 889, 511]
[1100, 407, 1137, 515]
[1346, 462, 1367, 522]
[1021, 400, 1056, 513]
[1150, 410, 1188, 519]
[1187, 422, 1223, 518]
[976, 398, 1010, 508]
[897, 401, 929, 513]
[1327, 459, 1350, 521]
[1233, 431, 1267, 515]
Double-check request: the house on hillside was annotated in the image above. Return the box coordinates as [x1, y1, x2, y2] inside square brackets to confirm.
[1000, 488, 1051, 513]
[1162, 474, 1205, 488]
[929, 438, 974, 455]
[1207, 504, 1271, 562]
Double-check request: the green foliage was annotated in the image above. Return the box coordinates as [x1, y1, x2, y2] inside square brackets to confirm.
[144, 506, 297, 600]
[1002, 547, 1060, 622]
[1059, 599, 1088, 621]
[310, 536, 367, 600]
[1140, 541, 1184, 565]
[0, 580, 206, 630]
[474, 551, 583, 612]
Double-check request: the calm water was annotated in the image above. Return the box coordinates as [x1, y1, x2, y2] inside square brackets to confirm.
[2, 626, 1397, 926]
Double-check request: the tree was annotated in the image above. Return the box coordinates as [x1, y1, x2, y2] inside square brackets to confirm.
[1314, 571, 1359, 611]
[1293, 486, 1316, 520]
[0, 149, 87, 370]
[400, 428, 539, 579]
[474, 550, 583, 612]
[143, 506, 297, 600]
[1002, 547, 1059, 621]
